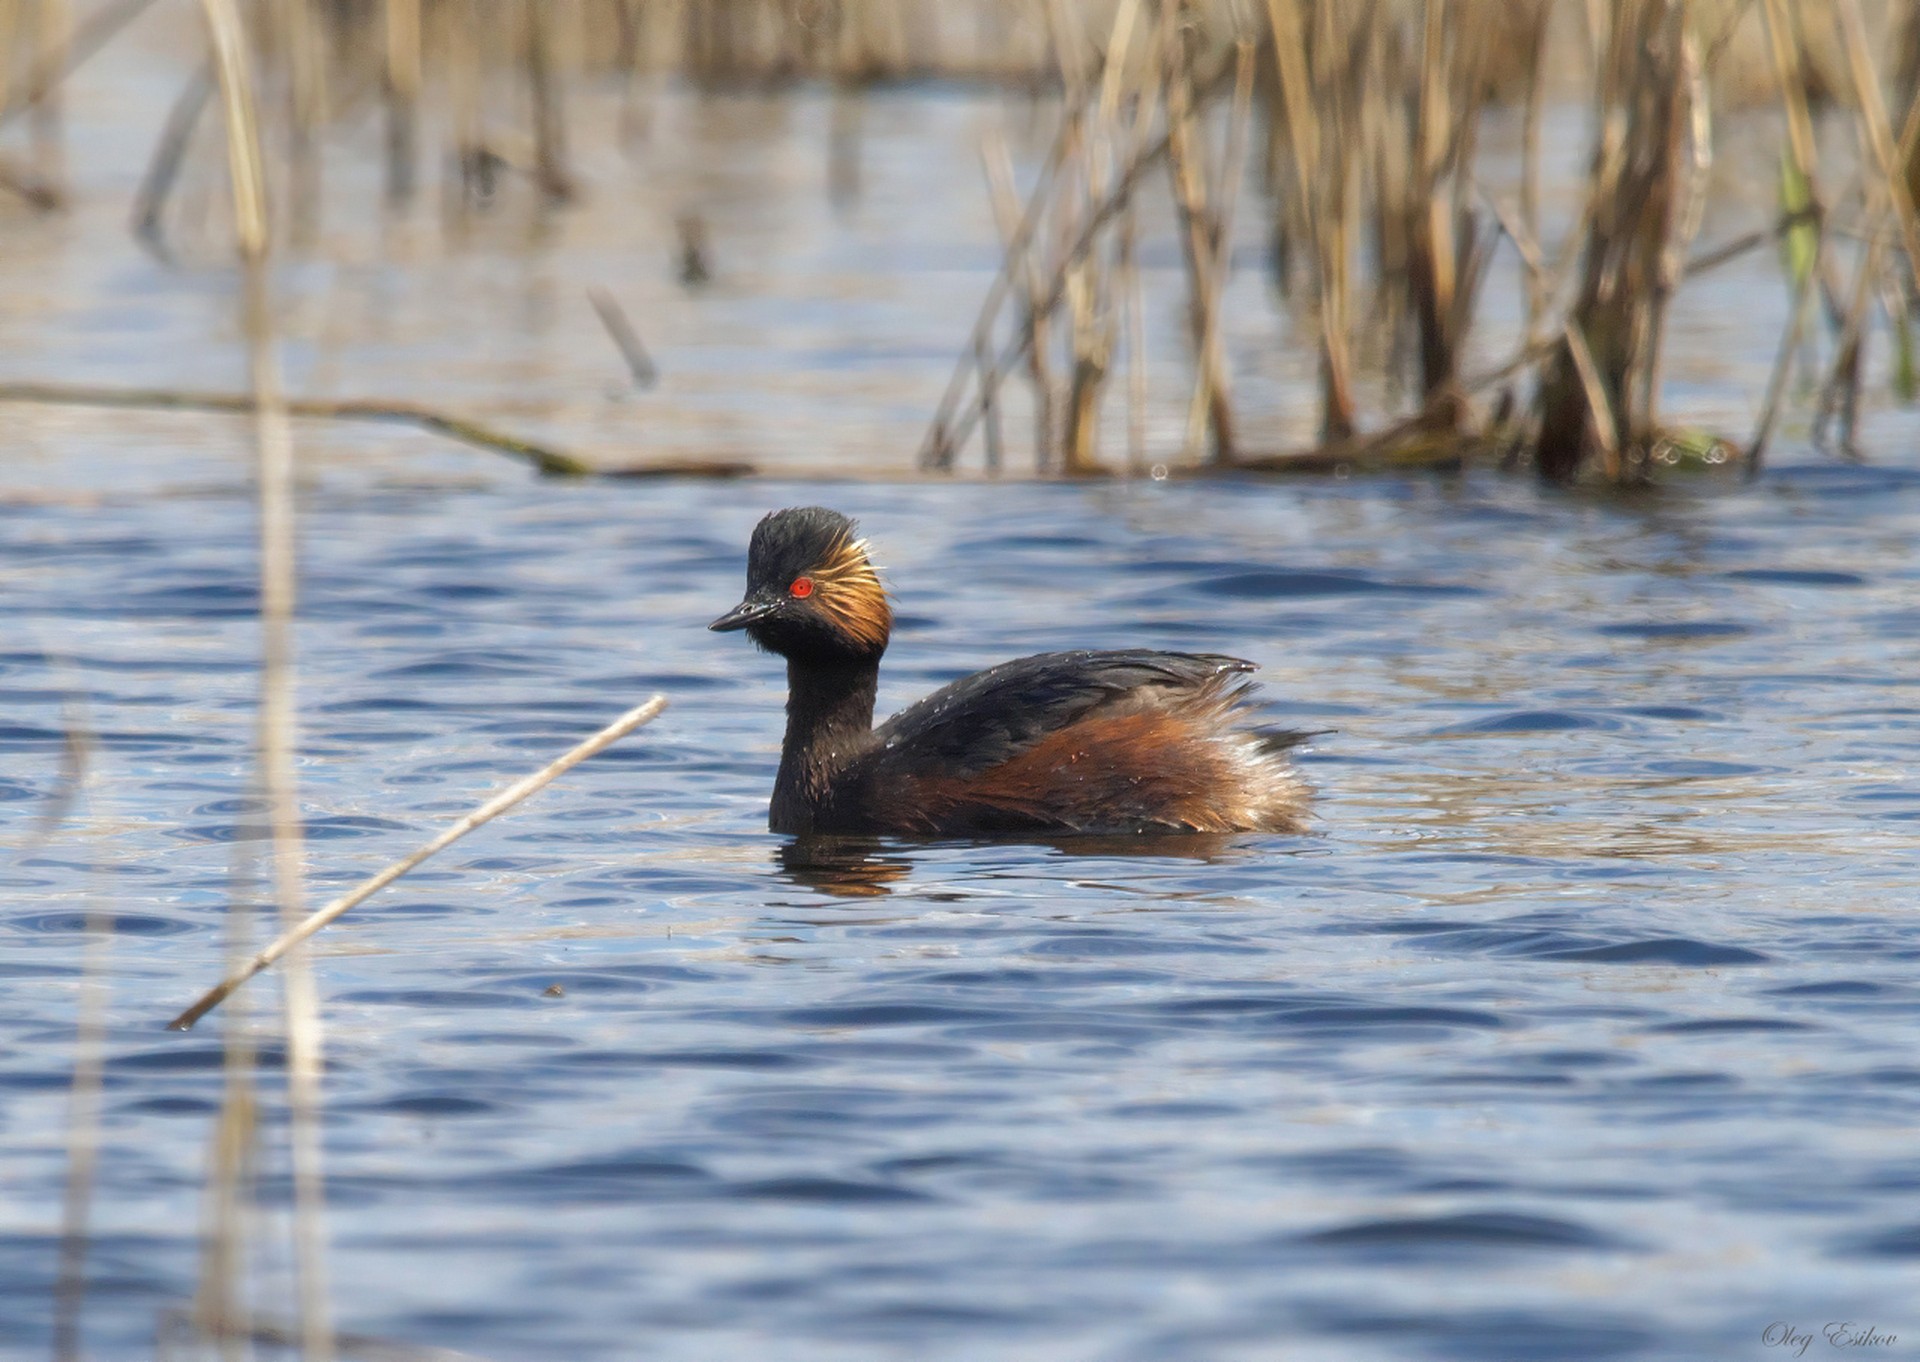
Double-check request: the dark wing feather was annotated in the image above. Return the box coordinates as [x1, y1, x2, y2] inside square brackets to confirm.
[863, 649, 1255, 779]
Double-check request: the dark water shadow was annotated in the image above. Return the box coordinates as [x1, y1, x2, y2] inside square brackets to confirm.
[775, 831, 1291, 899]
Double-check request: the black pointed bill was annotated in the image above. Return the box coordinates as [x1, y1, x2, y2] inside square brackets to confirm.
[709, 598, 778, 632]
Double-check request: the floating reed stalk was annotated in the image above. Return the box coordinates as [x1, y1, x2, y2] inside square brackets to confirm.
[170, 695, 669, 1031]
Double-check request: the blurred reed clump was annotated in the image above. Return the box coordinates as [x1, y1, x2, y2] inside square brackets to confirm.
[7, 0, 1920, 478]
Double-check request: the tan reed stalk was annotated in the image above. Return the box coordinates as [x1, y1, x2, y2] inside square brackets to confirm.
[1532, 0, 1700, 482]
[1264, 0, 1357, 440]
[976, 329, 1006, 472]
[0, 0, 18, 114]
[981, 129, 1059, 470]
[1760, 0, 1823, 236]
[131, 63, 213, 256]
[28, 0, 68, 189]
[1644, 12, 1712, 438]
[587, 285, 660, 388]
[445, 0, 483, 214]
[1103, 0, 1153, 477]
[170, 695, 670, 1031]
[1162, 6, 1238, 464]
[1814, 191, 1888, 455]
[1179, 39, 1254, 466]
[1749, 215, 1825, 469]
[1517, 0, 1551, 331]
[1897, 5, 1920, 228]
[53, 902, 110, 1362]
[385, 0, 422, 203]
[1833, 0, 1920, 281]
[921, 117, 1074, 469]
[1411, 0, 1457, 396]
[201, 2, 334, 1355]
[280, 0, 325, 237]
[1118, 199, 1148, 475]
[1561, 315, 1622, 476]
[0, 0, 160, 130]
[48, 677, 98, 1362]
[525, 0, 574, 202]
[195, 943, 259, 1362]
[615, 0, 651, 148]
[925, 51, 1243, 469]
[1054, 0, 1110, 475]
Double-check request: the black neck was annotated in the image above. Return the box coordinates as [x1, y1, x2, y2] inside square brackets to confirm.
[771, 656, 879, 833]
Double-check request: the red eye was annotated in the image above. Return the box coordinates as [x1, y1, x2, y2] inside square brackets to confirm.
[789, 576, 814, 598]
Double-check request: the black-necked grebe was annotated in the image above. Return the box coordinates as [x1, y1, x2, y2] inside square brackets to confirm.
[710, 507, 1310, 836]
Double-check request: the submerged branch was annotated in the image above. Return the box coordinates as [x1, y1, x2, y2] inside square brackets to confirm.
[0, 381, 753, 478]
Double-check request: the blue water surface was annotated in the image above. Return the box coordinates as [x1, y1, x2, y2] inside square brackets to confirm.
[1, 461, 1916, 1362]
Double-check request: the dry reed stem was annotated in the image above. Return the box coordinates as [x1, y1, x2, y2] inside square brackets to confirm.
[1833, 0, 1920, 282]
[0, 0, 16, 113]
[587, 285, 660, 388]
[976, 330, 1005, 471]
[0, 380, 668, 477]
[1761, 0, 1817, 179]
[196, 986, 258, 1362]
[1684, 204, 1820, 276]
[1264, 0, 1356, 440]
[1561, 316, 1623, 476]
[447, 0, 485, 211]
[1532, 0, 1699, 481]
[1812, 88, 1920, 451]
[980, 130, 1056, 470]
[1052, 0, 1151, 476]
[922, 115, 1075, 468]
[930, 50, 1243, 469]
[525, 0, 574, 202]
[169, 695, 670, 1031]
[1749, 213, 1824, 470]
[27, 0, 69, 190]
[0, 0, 158, 130]
[1816, 191, 1886, 455]
[386, 0, 422, 202]
[279, 0, 326, 236]
[49, 677, 100, 1362]
[1118, 199, 1147, 475]
[130, 62, 212, 257]
[53, 901, 110, 1362]
[1160, 35, 1246, 466]
[1517, 0, 1551, 331]
[1230, 329, 1566, 474]
[201, 2, 335, 1354]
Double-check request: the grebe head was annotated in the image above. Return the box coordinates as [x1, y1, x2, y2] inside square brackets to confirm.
[709, 506, 891, 665]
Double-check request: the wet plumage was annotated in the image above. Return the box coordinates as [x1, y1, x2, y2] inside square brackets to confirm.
[710, 507, 1311, 837]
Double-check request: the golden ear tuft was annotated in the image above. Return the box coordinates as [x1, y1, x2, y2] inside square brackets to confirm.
[809, 533, 890, 651]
